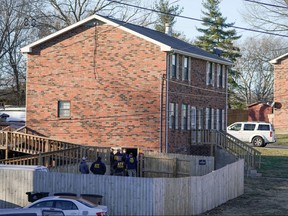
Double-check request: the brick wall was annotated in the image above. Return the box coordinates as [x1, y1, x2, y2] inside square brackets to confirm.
[273, 56, 288, 133]
[25, 20, 227, 153]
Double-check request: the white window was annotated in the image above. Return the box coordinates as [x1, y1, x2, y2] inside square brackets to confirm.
[205, 108, 210, 129]
[217, 64, 224, 88]
[170, 54, 177, 78]
[190, 106, 196, 129]
[216, 109, 220, 130]
[198, 108, 203, 129]
[181, 104, 188, 130]
[222, 109, 225, 131]
[58, 101, 70, 117]
[182, 56, 189, 81]
[169, 103, 178, 129]
[169, 103, 175, 129]
[206, 62, 214, 86]
[211, 108, 214, 129]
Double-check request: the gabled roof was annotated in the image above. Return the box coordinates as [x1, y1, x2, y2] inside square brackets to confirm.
[21, 14, 232, 65]
[269, 52, 288, 64]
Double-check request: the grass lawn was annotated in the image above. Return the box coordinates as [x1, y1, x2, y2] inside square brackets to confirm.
[255, 146, 288, 178]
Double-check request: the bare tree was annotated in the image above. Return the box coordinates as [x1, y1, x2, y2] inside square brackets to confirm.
[231, 36, 288, 107]
[0, 0, 35, 104]
[242, 0, 288, 35]
[31, 0, 154, 38]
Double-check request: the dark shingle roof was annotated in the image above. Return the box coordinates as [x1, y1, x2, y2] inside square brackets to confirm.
[103, 16, 231, 64]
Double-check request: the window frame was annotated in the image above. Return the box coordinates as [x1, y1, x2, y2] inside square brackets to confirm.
[58, 101, 71, 118]
[181, 104, 188, 130]
[182, 56, 189, 81]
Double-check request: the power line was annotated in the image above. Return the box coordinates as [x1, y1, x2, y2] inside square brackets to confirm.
[244, 0, 288, 9]
[106, 0, 288, 38]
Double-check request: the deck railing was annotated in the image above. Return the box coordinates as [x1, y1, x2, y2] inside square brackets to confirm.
[1, 127, 261, 170]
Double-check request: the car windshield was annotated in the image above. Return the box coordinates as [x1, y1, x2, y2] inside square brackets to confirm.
[76, 199, 95, 208]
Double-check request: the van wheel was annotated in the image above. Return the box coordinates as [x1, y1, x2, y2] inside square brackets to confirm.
[252, 136, 264, 147]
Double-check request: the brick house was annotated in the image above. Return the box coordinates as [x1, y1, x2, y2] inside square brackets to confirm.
[270, 53, 288, 133]
[248, 102, 272, 123]
[21, 14, 232, 153]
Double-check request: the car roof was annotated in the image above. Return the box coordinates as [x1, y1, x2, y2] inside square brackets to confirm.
[231, 122, 270, 124]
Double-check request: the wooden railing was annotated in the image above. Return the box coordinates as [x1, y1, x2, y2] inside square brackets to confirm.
[0, 130, 80, 155]
[0, 146, 111, 170]
[191, 129, 261, 169]
[1, 127, 261, 170]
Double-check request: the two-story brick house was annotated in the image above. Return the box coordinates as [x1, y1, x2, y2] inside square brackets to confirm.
[270, 52, 288, 133]
[21, 14, 232, 153]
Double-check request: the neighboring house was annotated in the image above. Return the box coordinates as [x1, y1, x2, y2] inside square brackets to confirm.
[270, 53, 288, 134]
[21, 14, 232, 153]
[248, 102, 273, 123]
[0, 105, 26, 129]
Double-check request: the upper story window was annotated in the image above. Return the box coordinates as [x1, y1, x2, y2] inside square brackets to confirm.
[206, 62, 214, 86]
[171, 54, 177, 78]
[58, 101, 70, 117]
[217, 64, 225, 88]
[182, 57, 189, 81]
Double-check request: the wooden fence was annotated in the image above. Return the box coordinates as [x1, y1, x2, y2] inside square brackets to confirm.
[0, 160, 244, 215]
[141, 152, 214, 177]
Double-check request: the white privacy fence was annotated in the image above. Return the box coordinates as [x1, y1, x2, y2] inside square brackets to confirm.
[0, 159, 244, 215]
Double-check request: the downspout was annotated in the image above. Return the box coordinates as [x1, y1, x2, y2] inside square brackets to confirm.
[159, 74, 164, 152]
[165, 53, 170, 153]
[225, 66, 229, 130]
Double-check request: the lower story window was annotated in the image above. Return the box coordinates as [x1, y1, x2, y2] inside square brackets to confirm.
[58, 101, 70, 117]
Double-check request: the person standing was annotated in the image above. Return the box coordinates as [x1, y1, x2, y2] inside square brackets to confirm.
[79, 157, 89, 174]
[126, 153, 137, 177]
[90, 156, 106, 175]
[112, 155, 126, 176]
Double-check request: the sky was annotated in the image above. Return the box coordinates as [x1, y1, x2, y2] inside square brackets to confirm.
[172, 0, 252, 40]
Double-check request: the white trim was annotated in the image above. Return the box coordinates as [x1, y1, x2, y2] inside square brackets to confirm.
[269, 52, 288, 64]
[172, 49, 232, 66]
[21, 14, 172, 53]
[20, 14, 233, 66]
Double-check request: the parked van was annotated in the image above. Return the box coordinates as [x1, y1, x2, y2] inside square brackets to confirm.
[227, 122, 276, 147]
[0, 165, 49, 172]
[0, 208, 64, 216]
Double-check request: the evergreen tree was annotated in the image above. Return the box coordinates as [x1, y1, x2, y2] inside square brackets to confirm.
[195, 0, 241, 62]
[196, 0, 242, 108]
[154, 0, 183, 36]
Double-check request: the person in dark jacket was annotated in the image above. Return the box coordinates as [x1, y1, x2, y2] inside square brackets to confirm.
[79, 157, 89, 174]
[90, 156, 106, 175]
[125, 153, 137, 177]
[112, 155, 126, 176]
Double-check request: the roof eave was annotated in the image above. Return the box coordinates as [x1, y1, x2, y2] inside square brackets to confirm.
[172, 49, 233, 66]
[269, 52, 288, 64]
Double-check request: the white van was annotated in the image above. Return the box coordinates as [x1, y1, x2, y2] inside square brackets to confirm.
[0, 165, 49, 172]
[227, 122, 276, 147]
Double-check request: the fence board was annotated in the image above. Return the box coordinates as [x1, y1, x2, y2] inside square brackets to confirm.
[0, 160, 244, 215]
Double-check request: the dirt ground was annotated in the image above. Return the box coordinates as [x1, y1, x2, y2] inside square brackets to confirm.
[201, 177, 288, 215]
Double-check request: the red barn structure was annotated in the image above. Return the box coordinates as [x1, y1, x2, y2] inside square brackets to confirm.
[248, 102, 273, 123]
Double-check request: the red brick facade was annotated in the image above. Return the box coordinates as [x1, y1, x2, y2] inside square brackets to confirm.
[24, 17, 229, 153]
[272, 54, 288, 133]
